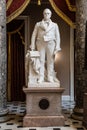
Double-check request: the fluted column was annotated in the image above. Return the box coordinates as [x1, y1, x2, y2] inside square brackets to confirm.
[0, 0, 9, 122]
[72, 0, 87, 120]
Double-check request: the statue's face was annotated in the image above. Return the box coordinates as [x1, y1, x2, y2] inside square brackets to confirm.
[43, 9, 52, 21]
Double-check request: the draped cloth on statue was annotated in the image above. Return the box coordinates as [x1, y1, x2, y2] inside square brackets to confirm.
[6, 0, 76, 28]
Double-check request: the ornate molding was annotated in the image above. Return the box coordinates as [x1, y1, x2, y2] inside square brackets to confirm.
[6, 0, 13, 10]
[49, 0, 75, 28]
[7, 0, 31, 23]
[65, 0, 76, 12]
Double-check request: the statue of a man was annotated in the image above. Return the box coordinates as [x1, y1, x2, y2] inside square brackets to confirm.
[30, 8, 61, 83]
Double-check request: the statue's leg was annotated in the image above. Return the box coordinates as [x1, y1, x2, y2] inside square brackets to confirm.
[36, 41, 45, 83]
[46, 41, 55, 82]
[25, 55, 29, 86]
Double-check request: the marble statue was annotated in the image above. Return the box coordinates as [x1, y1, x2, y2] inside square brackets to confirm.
[25, 8, 61, 85]
[25, 50, 40, 85]
[30, 8, 61, 83]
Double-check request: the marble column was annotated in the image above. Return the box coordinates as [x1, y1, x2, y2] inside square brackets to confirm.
[0, 0, 9, 122]
[72, 0, 87, 120]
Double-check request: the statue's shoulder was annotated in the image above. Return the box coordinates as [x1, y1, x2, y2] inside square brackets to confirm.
[35, 21, 42, 26]
[52, 22, 59, 28]
[52, 22, 57, 26]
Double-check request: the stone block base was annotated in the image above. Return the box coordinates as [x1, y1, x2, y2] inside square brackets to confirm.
[0, 115, 10, 123]
[23, 85, 65, 127]
[23, 115, 65, 127]
[0, 108, 9, 123]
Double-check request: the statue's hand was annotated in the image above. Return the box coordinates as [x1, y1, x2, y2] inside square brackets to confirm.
[29, 45, 35, 51]
[54, 48, 61, 55]
[30, 48, 34, 51]
[54, 50, 58, 55]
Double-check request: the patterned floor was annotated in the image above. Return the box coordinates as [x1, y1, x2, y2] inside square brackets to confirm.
[0, 100, 86, 130]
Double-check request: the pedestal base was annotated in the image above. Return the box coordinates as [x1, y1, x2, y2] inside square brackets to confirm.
[83, 93, 87, 129]
[72, 107, 83, 121]
[0, 108, 9, 122]
[23, 83, 65, 127]
[23, 115, 65, 127]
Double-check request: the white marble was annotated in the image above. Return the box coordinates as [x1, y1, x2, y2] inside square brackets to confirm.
[26, 8, 61, 85]
[25, 50, 40, 86]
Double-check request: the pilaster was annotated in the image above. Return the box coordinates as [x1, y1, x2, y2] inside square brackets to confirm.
[72, 0, 87, 120]
[0, 0, 9, 122]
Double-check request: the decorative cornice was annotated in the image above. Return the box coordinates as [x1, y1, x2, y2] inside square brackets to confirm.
[7, 0, 31, 23]
[49, 0, 76, 28]
[6, 0, 13, 10]
[65, 0, 76, 12]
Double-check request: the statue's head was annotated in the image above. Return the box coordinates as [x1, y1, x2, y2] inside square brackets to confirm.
[43, 8, 52, 21]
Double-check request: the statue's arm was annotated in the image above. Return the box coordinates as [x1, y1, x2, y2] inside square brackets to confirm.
[54, 24, 61, 55]
[30, 23, 38, 51]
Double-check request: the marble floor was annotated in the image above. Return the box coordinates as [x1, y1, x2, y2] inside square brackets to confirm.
[0, 100, 86, 130]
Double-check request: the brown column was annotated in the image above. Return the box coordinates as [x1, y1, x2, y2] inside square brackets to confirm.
[0, 0, 9, 122]
[72, 0, 87, 120]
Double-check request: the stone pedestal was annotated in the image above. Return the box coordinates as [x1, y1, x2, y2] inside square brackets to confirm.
[23, 84, 65, 127]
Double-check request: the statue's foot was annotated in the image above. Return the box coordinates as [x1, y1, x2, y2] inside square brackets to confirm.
[54, 78, 60, 83]
[38, 77, 44, 83]
[47, 77, 54, 83]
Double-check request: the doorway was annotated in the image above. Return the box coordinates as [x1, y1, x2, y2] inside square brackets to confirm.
[7, 17, 29, 101]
